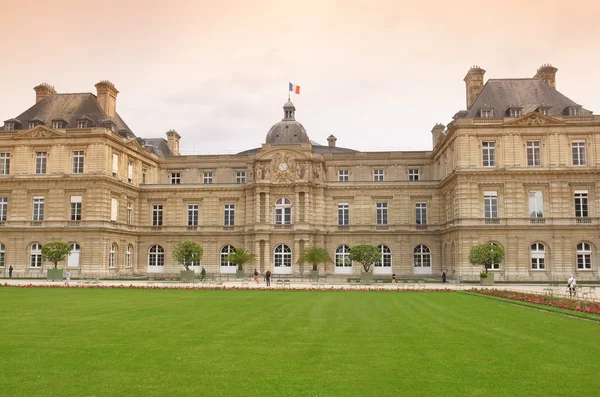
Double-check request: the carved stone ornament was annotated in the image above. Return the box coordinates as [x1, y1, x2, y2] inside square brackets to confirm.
[27, 129, 54, 138]
[270, 152, 296, 182]
[515, 115, 548, 126]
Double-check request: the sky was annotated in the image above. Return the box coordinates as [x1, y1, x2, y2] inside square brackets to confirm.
[2, 0, 599, 154]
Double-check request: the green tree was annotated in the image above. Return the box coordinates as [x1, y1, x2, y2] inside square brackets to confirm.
[469, 243, 504, 273]
[225, 248, 257, 271]
[297, 246, 332, 271]
[41, 242, 72, 269]
[173, 241, 204, 271]
[349, 244, 381, 273]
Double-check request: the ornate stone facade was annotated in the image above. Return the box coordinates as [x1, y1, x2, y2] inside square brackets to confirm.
[0, 66, 599, 280]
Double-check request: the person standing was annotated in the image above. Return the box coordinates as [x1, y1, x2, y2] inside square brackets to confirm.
[253, 269, 259, 284]
[265, 270, 272, 287]
[8, 265, 13, 278]
[442, 270, 447, 284]
[64, 270, 71, 286]
[567, 274, 576, 297]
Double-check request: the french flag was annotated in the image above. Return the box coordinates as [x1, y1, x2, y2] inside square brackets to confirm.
[288, 82, 301, 94]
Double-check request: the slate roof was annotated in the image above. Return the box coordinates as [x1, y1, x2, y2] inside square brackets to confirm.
[141, 138, 173, 156]
[237, 144, 357, 155]
[1, 93, 136, 139]
[465, 79, 592, 118]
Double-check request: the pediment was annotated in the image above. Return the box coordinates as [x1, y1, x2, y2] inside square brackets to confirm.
[14, 126, 66, 139]
[255, 147, 312, 162]
[125, 138, 144, 151]
[504, 112, 566, 126]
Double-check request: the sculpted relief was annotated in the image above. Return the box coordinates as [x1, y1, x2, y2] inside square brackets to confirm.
[254, 152, 323, 183]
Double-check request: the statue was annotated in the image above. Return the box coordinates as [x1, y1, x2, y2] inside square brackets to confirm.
[313, 163, 322, 180]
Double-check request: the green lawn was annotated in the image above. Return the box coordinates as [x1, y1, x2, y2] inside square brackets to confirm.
[1, 288, 599, 397]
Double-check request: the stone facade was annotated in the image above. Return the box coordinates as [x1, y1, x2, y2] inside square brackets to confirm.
[0, 66, 599, 280]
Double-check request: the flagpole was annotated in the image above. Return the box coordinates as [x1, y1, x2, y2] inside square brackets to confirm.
[288, 84, 290, 101]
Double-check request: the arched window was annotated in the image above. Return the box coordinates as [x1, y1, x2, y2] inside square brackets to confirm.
[148, 245, 164, 267]
[220, 245, 236, 267]
[335, 245, 351, 268]
[414, 245, 431, 268]
[274, 198, 292, 225]
[0, 243, 5, 268]
[109, 243, 117, 268]
[125, 244, 133, 268]
[274, 244, 292, 268]
[530, 243, 545, 270]
[577, 242, 592, 270]
[67, 243, 80, 268]
[488, 242, 501, 270]
[30, 243, 42, 268]
[374, 245, 392, 268]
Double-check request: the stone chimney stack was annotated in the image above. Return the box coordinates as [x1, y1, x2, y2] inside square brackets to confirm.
[431, 123, 446, 149]
[166, 130, 181, 156]
[327, 135, 337, 148]
[534, 64, 558, 89]
[34, 83, 56, 103]
[463, 66, 486, 109]
[95, 80, 119, 119]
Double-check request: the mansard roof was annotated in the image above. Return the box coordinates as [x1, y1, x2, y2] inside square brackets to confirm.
[139, 138, 173, 156]
[465, 79, 592, 118]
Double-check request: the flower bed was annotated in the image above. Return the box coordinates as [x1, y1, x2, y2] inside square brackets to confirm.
[470, 288, 600, 315]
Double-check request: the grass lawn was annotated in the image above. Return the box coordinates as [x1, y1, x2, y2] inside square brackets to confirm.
[0, 288, 599, 396]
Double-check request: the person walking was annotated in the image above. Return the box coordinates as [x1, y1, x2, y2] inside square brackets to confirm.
[567, 274, 577, 297]
[8, 265, 13, 278]
[200, 266, 206, 281]
[442, 269, 447, 284]
[265, 270, 271, 287]
[64, 270, 71, 286]
[391, 273, 396, 284]
[253, 269, 259, 284]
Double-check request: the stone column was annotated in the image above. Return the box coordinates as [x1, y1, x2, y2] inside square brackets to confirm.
[255, 192, 260, 223]
[265, 192, 270, 225]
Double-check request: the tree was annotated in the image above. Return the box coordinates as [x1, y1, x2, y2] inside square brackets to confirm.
[469, 243, 504, 273]
[173, 241, 204, 271]
[41, 242, 72, 269]
[297, 246, 332, 271]
[225, 248, 257, 271]
[349, 244, 381, 273]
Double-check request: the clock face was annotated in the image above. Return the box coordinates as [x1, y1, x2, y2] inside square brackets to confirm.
[278, 163, 288, 172]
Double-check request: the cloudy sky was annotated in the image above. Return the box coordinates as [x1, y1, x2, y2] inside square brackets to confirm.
[2, 0, 599, 154]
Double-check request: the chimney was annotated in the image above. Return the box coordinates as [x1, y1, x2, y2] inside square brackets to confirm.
[33, 83, 56, 103]
[166, 129, 181, 156]
[327, 134, 337, 147]
[431, 123, 445, 149]
[463, 66, 486, 109]
[95, 80, 119, 119]
[534, 64, 558, 88]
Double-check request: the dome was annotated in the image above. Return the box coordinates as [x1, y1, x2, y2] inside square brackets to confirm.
[265, 100, 310, 144]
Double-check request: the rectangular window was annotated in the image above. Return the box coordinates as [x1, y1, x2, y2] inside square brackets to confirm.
[408, 169, 419, 181]
[236, 171, 246, 184]
[0, 153, 9, 175]
[76, 121, 86, 128]
[203, 172, 213, 184]
[526, 141, 541, 167]
[338, 203, 349, 225]
[70, 196, 82, 221]
[373, 169, 384, 182]
[482, 142, 496, 167]
[509, 108, 522, 117]
[483, 191, 498, 218]
[127, 202, 133, 225]
[170, 172, 181, 185]
[416, 202, 427, 225]
[338, 170, 349, 182]
[188, 204, 199, 226]
[480, 109, 493, 118]
[142, 168, 147, 184]
[569, 107, 581, 116]
[72, 151, 84, 174]
[528, 191, 543, 218]
[538, 108, 550, 116]
[110, 198, 118, 221]
[574, 190, 588, 218]
[152, 205, 163, 226]
[35, 152, 47, 174]
[52, 121, 62, 129]
[572, 141, 586, 166]
[128, 161, 133, 183]
[224, 204, 235, 226]
[112, 153, 119, 176]
[0, 197, 7, 221]
[376, 202, 388, 225]
[29, 122, 36, 129]
[32, 197, 44, 221]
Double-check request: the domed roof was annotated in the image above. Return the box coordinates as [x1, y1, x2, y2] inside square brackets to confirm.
[265, 100, 310, 144]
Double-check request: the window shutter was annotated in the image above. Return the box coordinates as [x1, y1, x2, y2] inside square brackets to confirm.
[111, 198, 118, 221]
[112, 154, 119, 174]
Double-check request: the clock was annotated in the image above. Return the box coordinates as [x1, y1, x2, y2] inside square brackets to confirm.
[278, 163, 288, 172]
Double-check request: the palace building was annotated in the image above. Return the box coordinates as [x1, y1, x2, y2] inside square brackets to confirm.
[0, 65, 599, 280]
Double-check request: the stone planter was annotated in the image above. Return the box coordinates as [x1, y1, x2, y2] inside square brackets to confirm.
[236, 270, 245, 279]
[310, 270, 319, 282]
[361, 272, 374, 285]
[47, 268, 64, 281]
[480, 272, 495, 286]
[180, 270, 195, 282]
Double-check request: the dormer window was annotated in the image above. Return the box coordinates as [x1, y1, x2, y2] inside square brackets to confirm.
[51, 119, 67, 129]
[507, 107, 522, 118]
[4, 123, 13, 131]
[76, 121, 86, 128]
[3, 119, 20, 130]
[566, 106, 582, 116]
[479, 109, 493, 118]
[537, 106, 551, 116]
[29, 122, 36, 129]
